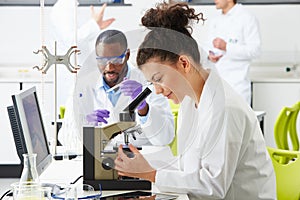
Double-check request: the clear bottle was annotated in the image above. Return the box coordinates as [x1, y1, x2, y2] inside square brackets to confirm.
[19, 153, 39, 184]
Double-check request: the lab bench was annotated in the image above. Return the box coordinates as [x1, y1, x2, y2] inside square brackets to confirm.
[0, 149, 189, 200]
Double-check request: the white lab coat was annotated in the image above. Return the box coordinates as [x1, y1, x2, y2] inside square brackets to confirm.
[155, 69, 276, 199]
[207, 4, 261, 104]
[59, 63, 174, 154]
[50, 0, 174, 153]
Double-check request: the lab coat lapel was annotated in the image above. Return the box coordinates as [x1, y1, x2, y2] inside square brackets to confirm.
[177, 96, 197, 156]
[177, 70, 220, 168]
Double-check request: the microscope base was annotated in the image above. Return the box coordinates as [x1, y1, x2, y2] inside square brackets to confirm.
[83, 126, 151, 191]
[83, 179, 151, 190]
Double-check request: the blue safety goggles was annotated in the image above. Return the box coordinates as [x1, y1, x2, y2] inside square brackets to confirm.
[96, 50, 127, 66]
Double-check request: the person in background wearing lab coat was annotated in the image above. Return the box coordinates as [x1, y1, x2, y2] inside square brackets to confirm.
[114, 2, 276, 199]
[207, 0, 261, 105]
[59, 29, 175, 153]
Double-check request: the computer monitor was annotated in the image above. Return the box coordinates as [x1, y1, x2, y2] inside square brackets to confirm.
[7, 86, 52, 176]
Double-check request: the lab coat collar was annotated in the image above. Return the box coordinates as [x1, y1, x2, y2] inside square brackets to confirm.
[177, 70, 221, 155]
[197, 69, 220, 112]
[225, 3, 241, 16]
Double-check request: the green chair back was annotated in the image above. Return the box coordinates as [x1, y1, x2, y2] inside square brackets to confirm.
[168, 100, 180, 156]
[289, 103, 300, 150]
[267, 147, 300, 200]
[274, 101, 300, 152]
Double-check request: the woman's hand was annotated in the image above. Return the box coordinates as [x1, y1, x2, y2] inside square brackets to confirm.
[114, 144, 156, 182]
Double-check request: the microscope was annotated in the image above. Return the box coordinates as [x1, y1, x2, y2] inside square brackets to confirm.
[83, 87, 152, 190]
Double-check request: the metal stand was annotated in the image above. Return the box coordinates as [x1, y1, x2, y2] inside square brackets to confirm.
[33, 45, 80, 74]
[32, 43, 80, 155]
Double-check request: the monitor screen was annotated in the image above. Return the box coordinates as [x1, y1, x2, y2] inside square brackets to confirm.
[7, 86, 52, 175]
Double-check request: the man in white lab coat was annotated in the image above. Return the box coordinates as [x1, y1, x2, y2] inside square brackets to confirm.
[58, 29, 175, 154]
[50, 1, 174, 153]
[207, 0, 261, 105]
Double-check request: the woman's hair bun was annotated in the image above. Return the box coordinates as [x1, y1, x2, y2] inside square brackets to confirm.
[141, 2, 204, 35]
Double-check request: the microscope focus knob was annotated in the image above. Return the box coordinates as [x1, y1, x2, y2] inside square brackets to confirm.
[102, 157, 115, 170]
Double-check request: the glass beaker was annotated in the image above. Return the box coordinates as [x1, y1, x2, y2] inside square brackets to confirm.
[20, 153, 39, 184]
[11, 184, 51, 200]
[11, 182, 41, 200]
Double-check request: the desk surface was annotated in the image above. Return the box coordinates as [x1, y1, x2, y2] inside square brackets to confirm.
[0, 150, 188, 200]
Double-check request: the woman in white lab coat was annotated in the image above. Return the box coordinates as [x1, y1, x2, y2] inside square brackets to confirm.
[207, 0, 261, 105]
[114, 2, 276, 199]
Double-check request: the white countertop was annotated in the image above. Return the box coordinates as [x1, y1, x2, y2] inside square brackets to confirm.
[250, 66, 300, 83]
[2, 66, 299, 83]
[0, 67, 53, 82]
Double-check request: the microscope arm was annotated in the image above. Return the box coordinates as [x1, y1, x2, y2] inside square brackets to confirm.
[102, 121, 137, 141]
[123, 124, 143, 145]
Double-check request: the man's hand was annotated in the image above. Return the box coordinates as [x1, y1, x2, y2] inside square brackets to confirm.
[90, 4, 115, 30]
[208, 50, 223, 63]
[120, 79, 147, 111]
[213, 37, 227, 51]
[86, 109, 110, 124]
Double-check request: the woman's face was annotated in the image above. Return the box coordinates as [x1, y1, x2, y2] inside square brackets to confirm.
[140, 59, 191, 104]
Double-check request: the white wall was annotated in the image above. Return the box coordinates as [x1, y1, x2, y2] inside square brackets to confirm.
[1, 1, 300, 119]
[0, 0, 156, 67]
[1, 2, 300, 67]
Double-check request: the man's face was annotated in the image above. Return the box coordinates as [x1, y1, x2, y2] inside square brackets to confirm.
[214, 0, 228, 10]
[214, 0, 234, 13]
[95, 43, 129, 87]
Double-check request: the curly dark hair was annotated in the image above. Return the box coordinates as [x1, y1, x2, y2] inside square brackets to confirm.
[137, 2, 205, 67]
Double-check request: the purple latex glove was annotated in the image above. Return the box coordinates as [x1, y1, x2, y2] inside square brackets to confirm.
[86, 109, 110, 124]
[120, 79, 147, 110]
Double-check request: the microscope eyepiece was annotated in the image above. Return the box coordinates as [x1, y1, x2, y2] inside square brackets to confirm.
[123, 87, 152, 112]
[119, 87, 152, 122]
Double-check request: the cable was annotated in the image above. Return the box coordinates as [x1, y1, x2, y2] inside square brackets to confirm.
[70, 175, 83, 185]
[0, 189, 12, 200]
